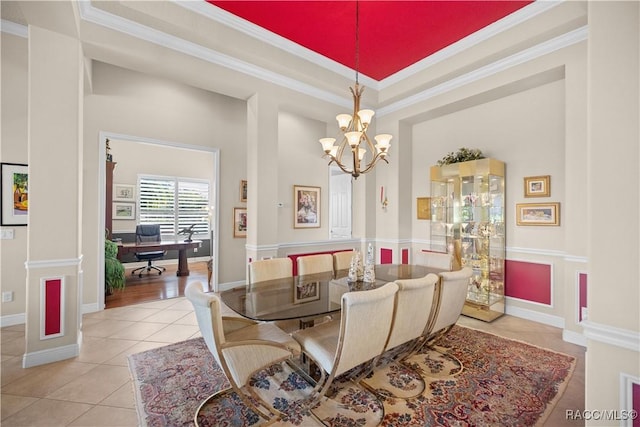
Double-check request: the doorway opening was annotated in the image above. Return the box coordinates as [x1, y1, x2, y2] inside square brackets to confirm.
[99, 132, 219, 310]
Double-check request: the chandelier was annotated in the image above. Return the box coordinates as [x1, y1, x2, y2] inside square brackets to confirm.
[318, 2, 392, 179]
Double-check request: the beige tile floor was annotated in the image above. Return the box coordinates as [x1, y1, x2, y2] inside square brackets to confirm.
[1, 297, 585, 426]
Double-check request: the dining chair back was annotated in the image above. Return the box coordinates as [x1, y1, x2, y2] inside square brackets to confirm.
[386, 273, 439, 352]
[429, 267, 473, 338]
[416, 250, 454, 271]
[297, 253, 334, 276]
[248, 257, 292, 285]
[292, 282, 398, 406]
[332, 250, 354, 273]
[185, 281, 300, 422]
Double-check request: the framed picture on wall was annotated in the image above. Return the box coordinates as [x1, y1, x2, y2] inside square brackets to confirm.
[294, 185, 320, 228]
[416, 197, 431, 220]
[1, 162, 28, 226]
[113, 202, 135, 220]
[113, 183, 135, 201]
[524, 175, 550, 197]
[240, 180, 247, 202]
[516, 202, 560, 226]
[233, 207, 247, 237]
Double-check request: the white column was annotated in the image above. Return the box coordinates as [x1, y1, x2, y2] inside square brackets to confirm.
[245, 92, 280, 265]
[585, 1, 640, 422]
[23, 26, 83, 367]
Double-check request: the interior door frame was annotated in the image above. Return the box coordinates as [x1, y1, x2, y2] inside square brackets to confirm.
[98, 131, 220, 309]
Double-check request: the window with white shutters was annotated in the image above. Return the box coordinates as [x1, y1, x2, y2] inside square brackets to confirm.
[138, 176, 210, 238]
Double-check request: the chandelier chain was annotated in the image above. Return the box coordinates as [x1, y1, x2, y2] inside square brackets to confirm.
[355, 0, 360, 85]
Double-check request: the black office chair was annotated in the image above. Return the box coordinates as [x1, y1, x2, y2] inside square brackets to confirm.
[131, 224, 166, 277]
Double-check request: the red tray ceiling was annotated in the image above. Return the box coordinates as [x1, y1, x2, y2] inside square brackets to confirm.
[207, 1, 533, 81]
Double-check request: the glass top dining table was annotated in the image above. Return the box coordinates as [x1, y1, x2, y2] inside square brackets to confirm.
[219, 264, 443, 322]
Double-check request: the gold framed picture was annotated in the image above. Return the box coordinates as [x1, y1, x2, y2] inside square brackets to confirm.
[233, 207, 247, 237]
[524, 175, 550, 197]
[516, 202, 560, 226]
[294, 185, 320, 228]
[417, 197, 431, 220]
[240, 180, 247, 202]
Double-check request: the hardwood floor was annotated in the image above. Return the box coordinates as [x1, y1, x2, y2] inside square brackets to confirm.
[105, 261, 210, 308]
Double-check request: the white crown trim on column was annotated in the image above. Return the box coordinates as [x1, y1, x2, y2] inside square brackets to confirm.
[25, 256, 83, 269]
[0, 19, 28, 38]
[582, 320, 640, 352]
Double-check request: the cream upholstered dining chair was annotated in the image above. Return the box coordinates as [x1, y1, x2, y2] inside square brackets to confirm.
[416, 250, 454, 271]
[185, 281, 301, 424]
[419, 267, 473, 375]
[292, 282, 399, 407]
[360, 274, 439, 398]
[386, 273, 440, 356]
[332, 250, 353, 274]
[248, 257, 293, 285]
[297, 253, 334, 276]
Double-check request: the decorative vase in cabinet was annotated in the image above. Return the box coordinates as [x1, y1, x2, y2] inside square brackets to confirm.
[430, 158, 505, 322]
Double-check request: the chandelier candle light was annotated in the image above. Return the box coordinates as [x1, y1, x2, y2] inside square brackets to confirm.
[319, 2, 392, 179]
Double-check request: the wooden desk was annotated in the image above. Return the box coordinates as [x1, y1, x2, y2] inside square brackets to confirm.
[117, 240, 202, 276]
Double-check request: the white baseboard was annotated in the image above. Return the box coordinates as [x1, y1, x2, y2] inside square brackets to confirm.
[22, 343, 80, 368]
[1, 313, 26, 327]
[505, 304, 565, 329]
[563, 329, 587, 347]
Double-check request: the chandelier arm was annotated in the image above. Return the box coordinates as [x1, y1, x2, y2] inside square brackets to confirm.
[361, 131, 377, 155]
[359, 153, 389, 175]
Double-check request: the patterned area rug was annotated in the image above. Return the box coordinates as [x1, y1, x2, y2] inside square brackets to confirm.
[128, 325, 575, 426]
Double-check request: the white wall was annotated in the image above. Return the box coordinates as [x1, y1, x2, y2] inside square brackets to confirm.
[0, 32, 28, 320]
[109, 139, 215, 234]
[83, 61, 246, 293]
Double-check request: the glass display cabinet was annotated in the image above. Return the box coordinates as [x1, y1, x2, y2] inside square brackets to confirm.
[430, 158, 505, 321]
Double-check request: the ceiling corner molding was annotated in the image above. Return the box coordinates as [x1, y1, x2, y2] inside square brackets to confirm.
[172, 0, 379, 90]
[377, 25, 587, 118]
[77, 1, 351, 109]
[379, 1, 563, 88]
[1, 19, 28, 38]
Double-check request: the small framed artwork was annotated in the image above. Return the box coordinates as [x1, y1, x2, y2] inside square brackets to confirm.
[233, 207, 247, 238]
[524, 175, 550, 197]
[113, 202, 135, 220]
[113, 184, 135, 201]
[1, 162, 28, 226]
[240, 180, 247, 202]
[294, 281, 320, 304]
[416, 197, 431, 220]
[294, 185, 320, 228]
[516, 202, 560, 226]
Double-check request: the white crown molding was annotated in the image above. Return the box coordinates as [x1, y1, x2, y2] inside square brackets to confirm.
[582, 320, 640, 353]
[77, 1, 585, 113]
[77, 1, 352, 110]
[379, 1, 563, 88]
[0, 19, 28, 38]
[172, 0, 379, 90]
[25, 256, 83, 269]
[377, 26, 588, 118]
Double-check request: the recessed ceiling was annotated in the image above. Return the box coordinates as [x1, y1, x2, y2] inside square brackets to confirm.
[207, 1, 533, 81]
